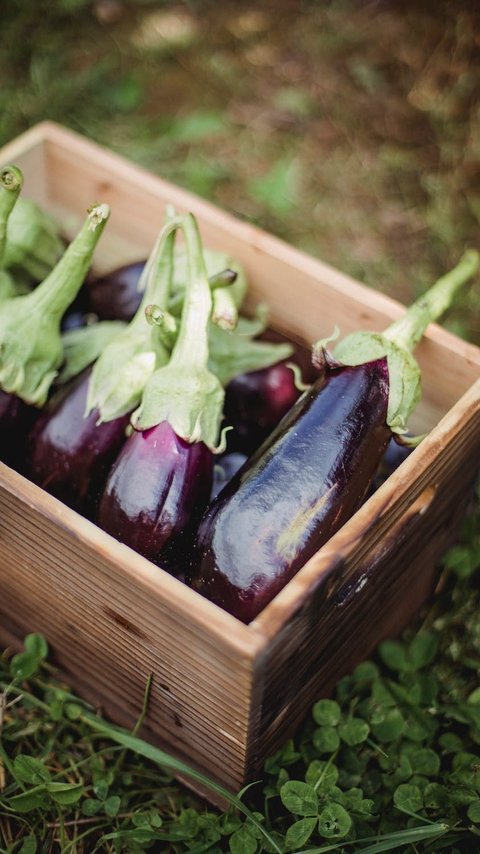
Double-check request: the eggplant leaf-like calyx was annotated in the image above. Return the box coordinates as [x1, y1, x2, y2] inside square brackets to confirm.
[208, 317, 293, 386]
[59, 321, 127, 385]
[132, 363, 225, 451]
[133, 213, 228, 451]
[86, 220, 181, 423]
[334, 331, 421, 434]
[0, 203, 110, 406]
[4, 197, 64, 282]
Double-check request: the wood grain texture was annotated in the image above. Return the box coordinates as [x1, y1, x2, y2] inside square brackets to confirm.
[0, 123, 478, 791]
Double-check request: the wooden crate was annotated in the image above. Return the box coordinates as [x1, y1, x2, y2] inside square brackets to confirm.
[0, 122, 479, 792]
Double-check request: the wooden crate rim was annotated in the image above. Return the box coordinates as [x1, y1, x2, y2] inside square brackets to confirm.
[1, 122, 479, 646]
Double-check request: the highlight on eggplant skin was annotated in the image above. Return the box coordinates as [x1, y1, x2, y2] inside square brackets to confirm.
[98, 421, 213, 570]
[26, 369, 130, 518]
[189, 358, 391, 623]
[224, 361, 300, 455]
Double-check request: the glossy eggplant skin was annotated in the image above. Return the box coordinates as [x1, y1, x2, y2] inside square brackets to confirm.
[369, 436, 413, 494]
[0, 391, 36, 468]
[98, 421, 213, 571]
[189, 358, 390, 623]
[211, 451, 248, 500]
[87, 261, 145, 321]
[26, 370, 130, 517]
[224, 361, 300, 454]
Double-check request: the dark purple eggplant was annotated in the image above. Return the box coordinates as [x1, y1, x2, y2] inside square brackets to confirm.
[189, 250, 479, 622]
[26, 369, 130, 517]
[87, 261, 145, 321]
[211, 451, 248, 500]
[370, 436, 414, 494]
[190, 359, 390, 622]
[224, 360, 300, 454]
[0, 390, 37, 469]
[98, 213, 225, 570]
[98, 421, 213, 567]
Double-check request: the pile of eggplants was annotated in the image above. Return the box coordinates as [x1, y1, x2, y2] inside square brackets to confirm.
[0, 162, 478, 623]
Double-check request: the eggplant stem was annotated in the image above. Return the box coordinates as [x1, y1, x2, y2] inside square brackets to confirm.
[168, 214, 212, 371]
[30, 204, 110, 320]
[0, 166, 23, 264]
[384, 249, 479, 351]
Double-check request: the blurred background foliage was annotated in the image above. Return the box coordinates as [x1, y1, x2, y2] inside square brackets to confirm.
[1, 0, 480, 341]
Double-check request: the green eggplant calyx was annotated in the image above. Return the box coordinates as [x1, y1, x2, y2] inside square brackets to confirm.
[0, 203, 110, 406]
[208, 318, 293, 387]
[334, 332, 421, 435]
[58, 321, 126, 385]
[3, 196, 64, 281]
[86, 219, 180, 423]
[334, 252, 479, 433]
[133, 213, 225, 451]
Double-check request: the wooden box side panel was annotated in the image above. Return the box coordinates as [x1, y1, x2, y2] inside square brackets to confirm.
[7, 122, 478, 427]
[248, 392, 480, 772]
[0, 473, 260, 790]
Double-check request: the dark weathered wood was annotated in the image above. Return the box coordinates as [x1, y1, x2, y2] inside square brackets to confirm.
[0, 123, 478, 793]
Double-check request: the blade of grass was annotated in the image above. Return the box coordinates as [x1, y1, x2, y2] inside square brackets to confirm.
[297, 822, 449, 853]
[80, 711, 282, 853]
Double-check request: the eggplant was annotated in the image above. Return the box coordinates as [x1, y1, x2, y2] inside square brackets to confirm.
[211, 451, 248, 500]
[99, 421, 213, 566]
[191, 359, 390, 622]
[26, 369, 129, 517]
[87, 260, 145, 321]
[224, 360, 300, 454]
[189, 250, 479, 623]
[370, 436, 414, 494]
[99, 213, 225, 570]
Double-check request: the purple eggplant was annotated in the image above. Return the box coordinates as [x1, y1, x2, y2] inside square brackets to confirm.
[224, 360, 300, 454]
[98, 212, 225, 571]
[98, 421, 213, 567]
[190, 358, 390, 622]
[26, 369, 130, 517]
[369, 436, 414, 494]
[0, 390, 37, 469]
[189, 250, 479, 622]
[87, 261, 145, 321]
[211, 451, 248, 500]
